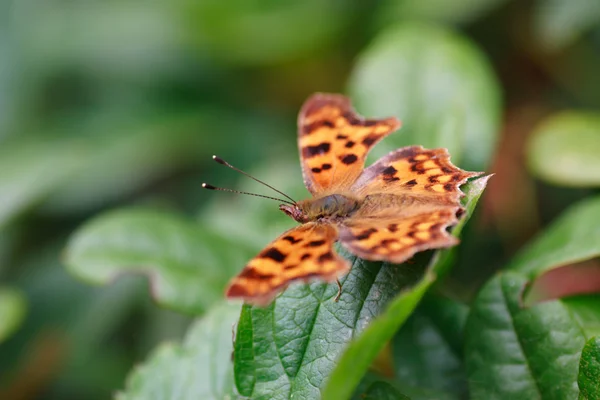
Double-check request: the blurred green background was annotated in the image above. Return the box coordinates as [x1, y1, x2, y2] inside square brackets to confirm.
[0, 0, 599, 399]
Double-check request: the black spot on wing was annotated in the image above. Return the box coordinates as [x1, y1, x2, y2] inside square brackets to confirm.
[362, 134, 379, 146]
[261, 248, 286, 262]
[340, 154, 358, 165]
[303, 120, 335, 135]
[354, 228, 377, 241]
[282, 235, 302, 244]
[303, 142, 331, 158]
[239, 268, 275, 280]
[318, 252, 335, 262]
[305, 240, 326, 247]
[382, 166, 397, 175]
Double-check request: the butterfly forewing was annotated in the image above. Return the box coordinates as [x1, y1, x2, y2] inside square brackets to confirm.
[226, 223, 348, 306]
[298, 93, 401, 195]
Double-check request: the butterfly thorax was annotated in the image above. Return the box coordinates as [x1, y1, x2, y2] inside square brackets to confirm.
[280, 194, 359, 223]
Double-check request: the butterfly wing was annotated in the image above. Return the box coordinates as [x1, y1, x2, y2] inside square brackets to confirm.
[338, 145, 482, 264]
[298, 93, 401, 195]
[351, 146, 481, 202]
[226, 222, 348, 306]
[338, 209, 459, 264]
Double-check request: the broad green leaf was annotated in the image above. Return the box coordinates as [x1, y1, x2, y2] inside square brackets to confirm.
[348, 23, 501, 170]
[533, 0, 600, 51]
[578, 336, 600, 399]
[465, 272, 587, 400]
[508, 195, 600, 278]
[323, 177, 488, 400]
[232, 177, 488, 400]
[377, 0, 509, 25]
[527, 111, 600, 187]
[0, 287, 26, 343]
[390, 296, 468, 399]
[116, 301, 240, 400]
[64, 208, 253, 315]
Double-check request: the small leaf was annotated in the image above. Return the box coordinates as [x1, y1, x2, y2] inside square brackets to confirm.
[465, 272, 587, 399]
[578, 336, 600, 399]
[508, 195, 600, 278]
[0, 287, 27, 343]
[533, 0, 600, 52]
[116, 301, 240, 400]
[348, 23, 501, 170]
[527, 111, 600, 188]
[64, 208, 253, 315]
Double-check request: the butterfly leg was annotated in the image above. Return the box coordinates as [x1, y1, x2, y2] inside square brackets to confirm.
[334, 279, 343, 302]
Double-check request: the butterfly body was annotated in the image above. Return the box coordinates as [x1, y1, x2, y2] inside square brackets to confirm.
[225, 93, 482, 306]
[282, 193, 360, 223]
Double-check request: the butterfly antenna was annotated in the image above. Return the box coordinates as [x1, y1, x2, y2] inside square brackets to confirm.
[211, 155, 297, 204]
[202, 183, 296, 205]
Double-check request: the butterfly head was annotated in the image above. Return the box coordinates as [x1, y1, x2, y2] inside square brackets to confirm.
[279, 203, 310, 223]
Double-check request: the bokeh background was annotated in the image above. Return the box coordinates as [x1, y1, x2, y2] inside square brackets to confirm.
[1, 0, 599, 399]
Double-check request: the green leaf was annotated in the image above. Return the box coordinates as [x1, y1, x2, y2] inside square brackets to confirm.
[323, 176, 488, 400]
[116, 301, 240, 400]
[232, 177, 488, 399]
[527, 111, 600, 188]
[64, 208, 253, 315]
[533, 0, 600, 51]
[348, 23, 501, 170]
[579, 336, 600, 400]
[465, 272, 587, 400]
[508, 195, 600, 278]
[377, 0, 509, 25]
[0, 287, 27, 343]
[391, 295, 468, 398]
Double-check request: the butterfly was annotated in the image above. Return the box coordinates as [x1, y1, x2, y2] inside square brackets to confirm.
[210, 93, 481, 306]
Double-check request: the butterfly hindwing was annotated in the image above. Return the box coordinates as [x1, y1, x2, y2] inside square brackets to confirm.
[298, 93, 401, 195]
[226, 222, 348, 306]
[338, 208, 460, 264]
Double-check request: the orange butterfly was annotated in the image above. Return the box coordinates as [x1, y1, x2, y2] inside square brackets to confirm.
[208, 93, 481, 306]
